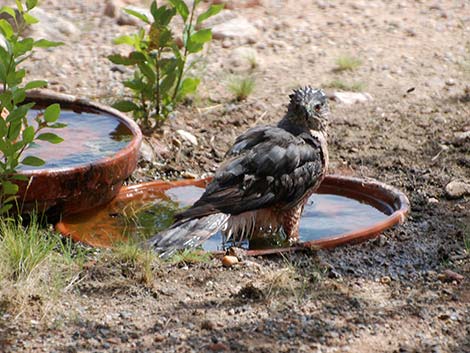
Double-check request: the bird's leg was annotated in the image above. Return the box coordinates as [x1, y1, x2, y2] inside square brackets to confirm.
[282, 204, 304, 245]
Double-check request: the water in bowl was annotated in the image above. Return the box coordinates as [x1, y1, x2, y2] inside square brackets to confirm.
[18, 109, 133, 170]
[112, 185, 390, 251]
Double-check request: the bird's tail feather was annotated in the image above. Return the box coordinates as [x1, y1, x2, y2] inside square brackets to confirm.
[145, 213, 230, 259]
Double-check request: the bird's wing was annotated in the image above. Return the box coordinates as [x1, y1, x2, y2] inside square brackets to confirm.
[175, 126, 325, 222]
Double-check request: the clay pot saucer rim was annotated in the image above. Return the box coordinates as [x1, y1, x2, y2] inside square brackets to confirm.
[56, 174, 410, 255]
[19, 89, 142, 175]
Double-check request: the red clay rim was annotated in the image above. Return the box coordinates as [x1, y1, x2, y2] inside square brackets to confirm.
[244, 175, 410, 256]
[20, 89, 142, 175]
[56, 175, 410, 255]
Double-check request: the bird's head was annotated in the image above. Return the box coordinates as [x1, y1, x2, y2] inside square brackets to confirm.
[286, 86, 329, 133]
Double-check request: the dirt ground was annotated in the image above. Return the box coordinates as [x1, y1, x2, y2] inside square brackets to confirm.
[1, 0, 470, 352]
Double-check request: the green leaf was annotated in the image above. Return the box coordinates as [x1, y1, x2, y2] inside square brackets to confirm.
[129, 51, 147, 62]
[6, 103, 33, 122]
[197, 4, 224, 24]
[179, 77, 200, 97]
[34, 39, 63, 48]
[12, 89, 26, 105]
[123, 79, 145, 91]
[44, 103, 60, 123]
[15, 0, 24, 13]
[160, 71, 177, 94]
[113, 35, 135, 46]
[10, 174, 28, 181]
[47, 122, 67, 129]
[190, 29, 212, 44]
[137, 62, 156, 83]
[124, 8, 150, 23]
[151, 5, 176, 26]
[37, 132, 63, 144]
[108, 54, 132, 66]
[26, 0, 38, 10]
[24, 80, 48, 90]
[8, 120, 22, 141]
[186, 41, 203, 53]
[0, 203, 13, 214]
[168, 0, 189, 22]
[0, 6, 16, 18]
[112, 100, 139, 112]
[1, 181, 19, 195]
[23, 13, 39, 25]
[13, 38, 34, 56]
[0, 19, 14, 39]
[22, 125, 35, 144]
[21, 156, 45, 167]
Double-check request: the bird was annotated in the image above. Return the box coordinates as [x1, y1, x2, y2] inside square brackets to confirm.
[146, 86, 329, 258]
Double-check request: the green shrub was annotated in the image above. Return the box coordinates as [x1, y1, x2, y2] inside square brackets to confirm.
[334, 55, 362, 72]
[0, 0, 64, 214]
[110, 0, 223, 130]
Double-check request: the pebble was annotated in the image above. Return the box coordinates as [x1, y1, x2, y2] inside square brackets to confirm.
[445, 78, 456, 86]
[212, 17, 259, 43]
[333, 92, 373, 105]
[427, 197, 439, 204]
[154, 334, 165, 342]
[222, 255, 239, 267]
[453, 131, 470, 146]
[445, 180, 470, 199]
[176, 129, 198, 146]
[208, 342, 229, 351]
[201, 320, 216, 330]
[29, 8, 80, 41]
[438, 270, 464, 283]
[139, 139, 157, 163]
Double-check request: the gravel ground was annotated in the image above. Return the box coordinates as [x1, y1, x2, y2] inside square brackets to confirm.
[1, 0, 469, 352]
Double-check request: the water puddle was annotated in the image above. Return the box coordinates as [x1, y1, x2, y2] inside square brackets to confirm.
[59, 184, 390, 251]
[18, 109, 133, 170]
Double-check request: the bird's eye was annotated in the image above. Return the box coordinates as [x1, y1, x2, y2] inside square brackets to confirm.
[314, 104, 322, 111]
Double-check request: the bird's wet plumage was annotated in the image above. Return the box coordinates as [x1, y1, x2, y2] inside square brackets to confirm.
[147, 86, 329, 257]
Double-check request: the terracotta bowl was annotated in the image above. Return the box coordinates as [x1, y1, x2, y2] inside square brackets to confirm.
[15, 90, 142, 216]
[56, 175, 410, 255]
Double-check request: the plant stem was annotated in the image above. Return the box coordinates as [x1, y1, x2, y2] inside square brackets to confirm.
[171, 0, 197, 102]
[155, 51, 161, 118]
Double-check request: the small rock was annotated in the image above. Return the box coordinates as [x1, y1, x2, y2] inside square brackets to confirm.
[453, 131, 470, 146]
[119, 311, 132, 320]
[176, 129, 198, 146]
[445, 78, 456, 86]
[427, 197, 439, 204]
[104, 0, 119, 18]
[201, 320, 215, 330]
[29, 8, 80, 41]
[208, 342, 229, 351]
[212, 17, 259, 43]
[139, 139, 156, 163]
[438, 270, 464, 283]
[154, 334, 165, 342]
[222, 255, 239, 267]
[380, 276, 392, 285]
[333, 92, 373, 105]
[221, 39, 232, 48]
[445, 180, 470, 199]
[182, 171, 198, 179]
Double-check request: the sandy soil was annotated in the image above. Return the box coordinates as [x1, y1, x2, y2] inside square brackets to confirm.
[1, 0, 469, 352]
